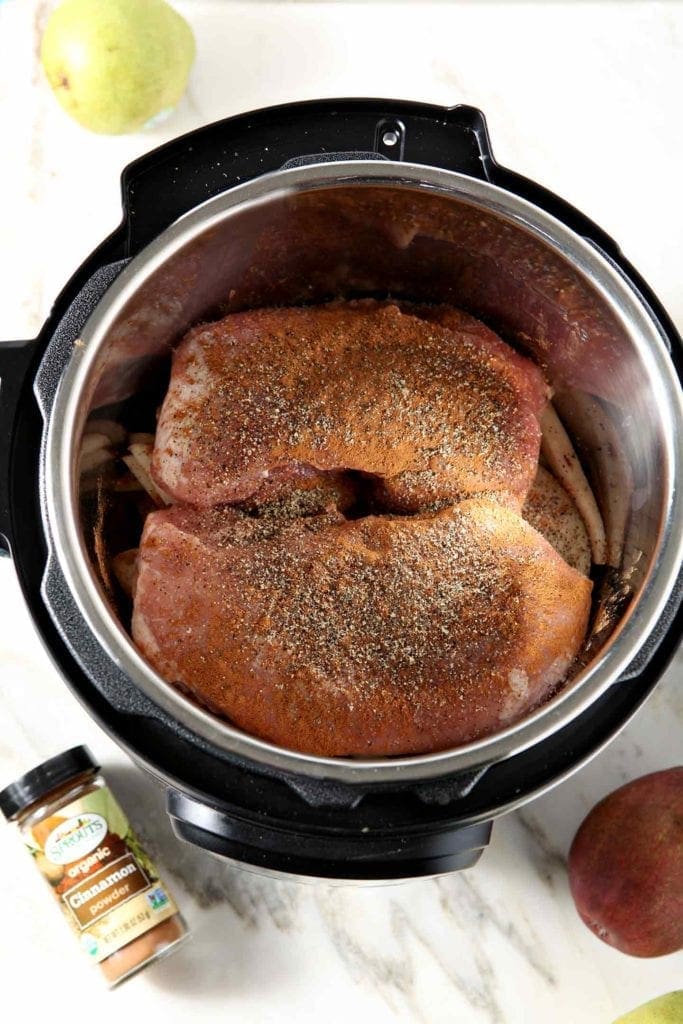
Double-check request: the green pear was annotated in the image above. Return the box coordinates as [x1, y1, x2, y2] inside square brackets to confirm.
[613, 992, 683, 1024]
[40, 0, 195, 134]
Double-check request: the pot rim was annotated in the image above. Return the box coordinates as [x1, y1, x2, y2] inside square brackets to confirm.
[43, 160, 683, 784]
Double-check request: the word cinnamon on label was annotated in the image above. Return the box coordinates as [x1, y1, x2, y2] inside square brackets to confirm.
[64, 852, 149, 927]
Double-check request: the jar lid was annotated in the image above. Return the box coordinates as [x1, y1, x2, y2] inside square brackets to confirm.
[0, 746, 99, 821]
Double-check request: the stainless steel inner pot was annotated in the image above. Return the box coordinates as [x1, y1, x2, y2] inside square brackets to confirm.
[43, 161, 683, 784]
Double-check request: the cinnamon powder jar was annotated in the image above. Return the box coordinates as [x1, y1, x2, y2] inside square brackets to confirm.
[0, 745, 188, 986]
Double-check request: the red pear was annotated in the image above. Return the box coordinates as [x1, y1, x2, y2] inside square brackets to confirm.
[568, 767, 683, 957]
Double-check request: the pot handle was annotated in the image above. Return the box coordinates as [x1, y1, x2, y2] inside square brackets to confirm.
[0, 340, 37, 556]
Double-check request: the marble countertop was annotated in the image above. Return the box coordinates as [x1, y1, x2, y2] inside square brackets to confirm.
[0, 1, 681, 1020]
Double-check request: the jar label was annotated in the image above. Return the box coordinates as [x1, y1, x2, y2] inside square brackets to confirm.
[25, 786, 179, 963]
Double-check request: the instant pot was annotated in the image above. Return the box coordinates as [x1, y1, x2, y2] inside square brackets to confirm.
[2, 99, 682, 880]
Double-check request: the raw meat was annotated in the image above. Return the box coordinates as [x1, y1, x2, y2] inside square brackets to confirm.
[132, 499, 591, 757]
[151, 302, 548, 511]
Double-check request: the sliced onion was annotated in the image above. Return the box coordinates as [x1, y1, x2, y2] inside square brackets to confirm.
[123, 443, 173, 507]
[83, 419, 127, 445]
[552, 388, 632, 569]
[540, 403, 607, 565]
[111, 548, 139, 599]
[80, 447, 115, 476]
[79, 430, 116, 481]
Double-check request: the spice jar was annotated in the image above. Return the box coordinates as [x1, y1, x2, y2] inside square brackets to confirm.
[0, 745, 188, 986]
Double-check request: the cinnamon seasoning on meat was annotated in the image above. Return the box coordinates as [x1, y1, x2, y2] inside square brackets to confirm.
[0, 746, 188, 986]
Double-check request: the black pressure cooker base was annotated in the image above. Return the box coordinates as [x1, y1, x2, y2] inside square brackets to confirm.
[2, 98, 682, 880]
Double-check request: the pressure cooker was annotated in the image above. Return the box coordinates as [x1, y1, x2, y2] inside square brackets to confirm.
[1, 99, 682, 880]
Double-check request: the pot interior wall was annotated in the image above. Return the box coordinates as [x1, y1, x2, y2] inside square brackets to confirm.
[78, 181, 666, 713]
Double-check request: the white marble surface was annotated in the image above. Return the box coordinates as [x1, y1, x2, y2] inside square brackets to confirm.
[1, 1, 682, 1020]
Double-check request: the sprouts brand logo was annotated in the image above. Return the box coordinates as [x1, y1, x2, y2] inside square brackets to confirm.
[45, 814, 107, 865]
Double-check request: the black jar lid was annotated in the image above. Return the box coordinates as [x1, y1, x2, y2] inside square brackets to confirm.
[0, 746, 99, 821]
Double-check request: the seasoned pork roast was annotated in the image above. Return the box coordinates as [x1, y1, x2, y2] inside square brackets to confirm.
[132, 499, 591, 756]
[109, 300, 596, 757]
